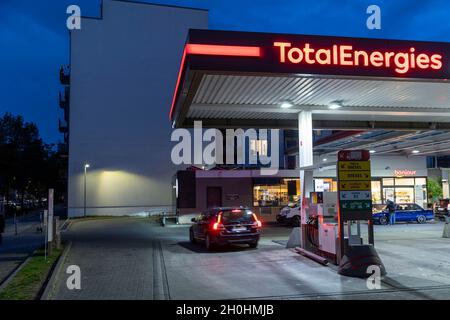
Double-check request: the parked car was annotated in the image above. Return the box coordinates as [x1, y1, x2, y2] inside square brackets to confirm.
[189, 207, 262, 251]
[372, 203, 434, 225]
[276, 201, 301, 226]
[435, 198, 450, 221]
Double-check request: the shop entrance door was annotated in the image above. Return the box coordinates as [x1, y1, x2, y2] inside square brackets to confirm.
[207, 187, 222, 208]
[383, 188, 395, 202]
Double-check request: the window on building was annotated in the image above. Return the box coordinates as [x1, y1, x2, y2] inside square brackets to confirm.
[250, 139, 268, 156]
[395, 187, 414, 203]
[253, 179, 300, 207]
[286, 155, 297, 169]
[394, 178, 415, 186]
[314, 178, 337, 192]
[415, 178, 427, 186]
[372, 180, 382, 204]
[380, 177, 427, 208]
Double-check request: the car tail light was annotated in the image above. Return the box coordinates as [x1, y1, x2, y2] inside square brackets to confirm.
[212, 222, 222, 230]
[253, 214, 262, 228]
[212, 212, 224, 231]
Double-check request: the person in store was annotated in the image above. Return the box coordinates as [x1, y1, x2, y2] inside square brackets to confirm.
[386, 199, 396, 225]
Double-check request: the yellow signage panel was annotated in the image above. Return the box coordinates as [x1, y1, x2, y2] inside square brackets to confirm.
[338, 171, 371, 181]
[338, 161, 370, 171]
[339, 181, 371, 191]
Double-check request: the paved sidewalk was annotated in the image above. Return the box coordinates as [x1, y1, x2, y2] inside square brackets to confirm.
[0, 213, 44, 285]
[48, 218, 165, 300]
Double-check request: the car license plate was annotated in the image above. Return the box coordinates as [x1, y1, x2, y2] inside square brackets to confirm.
[232, 226, 247, 232]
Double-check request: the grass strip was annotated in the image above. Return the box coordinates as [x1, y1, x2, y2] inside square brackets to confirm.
[0, 248, 62, 300]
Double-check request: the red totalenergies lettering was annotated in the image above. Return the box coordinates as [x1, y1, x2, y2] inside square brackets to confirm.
[274, 42, 443, 74]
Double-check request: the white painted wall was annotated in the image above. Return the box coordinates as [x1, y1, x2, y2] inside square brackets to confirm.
[68, 0, 208, 216]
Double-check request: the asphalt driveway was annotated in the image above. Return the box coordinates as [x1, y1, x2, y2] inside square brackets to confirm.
[46, 217, 450, 300]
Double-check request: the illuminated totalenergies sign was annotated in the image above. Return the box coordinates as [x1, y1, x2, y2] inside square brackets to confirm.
[170, 30, 450, 120]
[274, 42, 443, 74]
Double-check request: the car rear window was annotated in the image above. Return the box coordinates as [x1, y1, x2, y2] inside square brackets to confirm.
[220, 209, 255, 224]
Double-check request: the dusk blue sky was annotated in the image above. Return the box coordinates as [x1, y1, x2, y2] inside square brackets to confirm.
[1, 0, 450, 144]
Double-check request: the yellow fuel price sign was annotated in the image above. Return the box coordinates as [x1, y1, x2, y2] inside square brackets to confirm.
[338, 171, 371, 181]
[338, 180, 371, 191]
[338, 161, 370, 171]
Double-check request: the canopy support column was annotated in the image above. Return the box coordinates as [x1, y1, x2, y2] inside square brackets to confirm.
[298, 111, 314, 249]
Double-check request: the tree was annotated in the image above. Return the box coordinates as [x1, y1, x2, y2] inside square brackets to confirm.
[427, 177, 443, 204]
[0, 113, 66, 216]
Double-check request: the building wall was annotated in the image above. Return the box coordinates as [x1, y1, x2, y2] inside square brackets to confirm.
[178, 175, 279, 222]
[68, 0, 208, 216]
[195, 178, 253, 212]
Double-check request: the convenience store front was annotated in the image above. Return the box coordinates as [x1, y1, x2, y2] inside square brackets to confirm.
[175, 156, 428, 221]
[314, 176, 427, 208]
[313, 155, 429, 208]
[252, 172, 428, 209]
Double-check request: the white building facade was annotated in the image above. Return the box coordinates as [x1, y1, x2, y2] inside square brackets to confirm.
[66, 0, 208, 216]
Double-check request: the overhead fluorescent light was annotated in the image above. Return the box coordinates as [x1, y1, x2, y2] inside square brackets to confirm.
[280, 101, 293, 109]
[328, 102, 343, 110]
[412, 150, 420, 154]
[369, 150, 376, 154]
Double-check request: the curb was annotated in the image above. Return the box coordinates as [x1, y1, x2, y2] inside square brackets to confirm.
[60, 218, 73, 232]
[0, 255, 33, 292]
[40, 242, 72, 300]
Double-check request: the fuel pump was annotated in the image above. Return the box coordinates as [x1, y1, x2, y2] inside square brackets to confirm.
[302, 191, 339, 264]
[336, 150, 386, 278]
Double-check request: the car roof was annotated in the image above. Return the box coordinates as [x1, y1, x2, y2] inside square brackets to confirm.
[208, 206, 250, 213]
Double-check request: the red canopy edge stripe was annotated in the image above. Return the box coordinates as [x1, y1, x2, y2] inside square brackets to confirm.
[169, 44, 262, 119]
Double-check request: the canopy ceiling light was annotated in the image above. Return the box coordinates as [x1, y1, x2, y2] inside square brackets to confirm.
[280, 101, 293, 109]
[328, 101, 343, 110]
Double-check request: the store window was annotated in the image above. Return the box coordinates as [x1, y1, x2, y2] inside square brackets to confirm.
[394, 178, 415, 186]
[253, 179, 299, 207]
[414, 178, 427, 209]
[395, 187, 414, 203]
[415, 178, 427, 186]
[381, 177, 427, 209]
[371, 181, 382, 204]
[314, 178, 337, 192]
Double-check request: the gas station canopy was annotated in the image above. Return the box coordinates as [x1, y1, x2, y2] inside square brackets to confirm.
[170, 29, 450, 130]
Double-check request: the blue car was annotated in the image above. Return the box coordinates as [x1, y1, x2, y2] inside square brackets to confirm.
[372, 203, 434, 225]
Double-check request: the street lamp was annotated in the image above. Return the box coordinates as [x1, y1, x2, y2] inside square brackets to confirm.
[84, 163, 90, 217]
